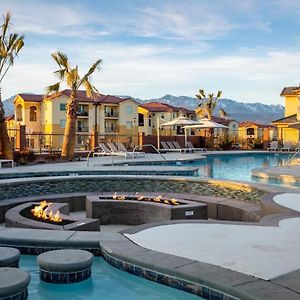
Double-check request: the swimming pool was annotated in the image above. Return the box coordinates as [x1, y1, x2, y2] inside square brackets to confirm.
[20, 255, 202, 300]
[169, 152, 296, 185]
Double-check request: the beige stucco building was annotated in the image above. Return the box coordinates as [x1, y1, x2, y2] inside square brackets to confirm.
[13, 90, 139, 150]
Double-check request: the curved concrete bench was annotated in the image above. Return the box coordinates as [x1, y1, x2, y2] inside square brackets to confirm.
[38, 249, 94, 283]
[5, 202, 100, 231]
[0, 268, 30, 300]
[0, 247, 20, 268]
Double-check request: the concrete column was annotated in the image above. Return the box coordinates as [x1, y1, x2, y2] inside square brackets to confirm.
[15, 125, 26, 151]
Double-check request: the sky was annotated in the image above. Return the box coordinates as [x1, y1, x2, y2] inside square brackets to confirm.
[1, 0, 300, 104]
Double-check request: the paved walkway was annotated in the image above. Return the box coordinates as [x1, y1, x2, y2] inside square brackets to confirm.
[125, 192, 300, 280]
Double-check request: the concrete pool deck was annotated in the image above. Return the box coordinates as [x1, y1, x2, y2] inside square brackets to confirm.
[253, 165, 300, 183]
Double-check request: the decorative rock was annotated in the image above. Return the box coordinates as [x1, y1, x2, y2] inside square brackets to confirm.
[0, 268, 30, 300]
[37, 249, 93, 283]
[0, 247, 20, 268]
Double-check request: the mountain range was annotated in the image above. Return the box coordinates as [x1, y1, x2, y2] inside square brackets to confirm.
[3, 94, 284, 123]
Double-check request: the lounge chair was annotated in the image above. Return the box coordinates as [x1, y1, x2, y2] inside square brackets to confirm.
[294, 142, 300, 152]
[107, 142, 134, 158]
[116, 142, 145, 158]
[93, 143, 113, 157]
[172, 141, 191, 153]
[281, 142, 292, 152]
[267, 141, 278, 152]
[160, 141, 181, 153]
[186, 141, 207, 152]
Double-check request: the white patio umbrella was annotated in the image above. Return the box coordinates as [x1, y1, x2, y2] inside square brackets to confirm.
[183, 118, 228, 130]
[160, 116, 203, 148]
[183, 118, 228, 148]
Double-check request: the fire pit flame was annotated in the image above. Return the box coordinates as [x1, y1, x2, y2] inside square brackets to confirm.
[31, 201, 62, 223]
[113, 192, 180, 206]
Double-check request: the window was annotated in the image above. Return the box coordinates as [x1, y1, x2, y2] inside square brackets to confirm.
[232, 124, 236, 129]
[29, 106, 37, 121]
[78, 104, 88, 116]
[60, 119, 66, 128]
[126, 106, 133, 114]
[60, 103, 66, 111]
[16, 104, 23, 121]
[247, 128, 255, 135]
[138, 113, 144, 126]
[148, 115, 152, 127]
[126, 121, 133, 129]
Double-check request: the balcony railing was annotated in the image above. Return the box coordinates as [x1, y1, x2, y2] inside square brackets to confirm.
[105, 112, 118, 118]
[77, 111, 89, 117]
[105, 127, 117, 133]
[77, 127, 89, 132]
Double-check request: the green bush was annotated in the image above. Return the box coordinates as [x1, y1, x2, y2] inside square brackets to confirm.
[249, 138, 263, 149]
[13, 150, 36, 164]
[218, 137, 233, 150]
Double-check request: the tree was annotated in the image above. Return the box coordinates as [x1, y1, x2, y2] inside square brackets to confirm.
[195, 89, 227, 120]
[47, 51, 102, 160]
[0, 12, 24, 159]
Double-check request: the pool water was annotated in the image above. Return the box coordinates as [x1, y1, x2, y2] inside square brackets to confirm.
[182, 153, 296, 185]
[20, 255, 202, 300]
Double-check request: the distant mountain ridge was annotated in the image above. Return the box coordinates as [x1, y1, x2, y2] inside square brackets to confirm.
[140, 95, 284, 124]
[3, 93, 284, 124]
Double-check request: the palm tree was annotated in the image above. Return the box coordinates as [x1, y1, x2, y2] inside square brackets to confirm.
[0, 13, 24, 159]
[47, 51, 102, 160]
[195, 89, 227, 120]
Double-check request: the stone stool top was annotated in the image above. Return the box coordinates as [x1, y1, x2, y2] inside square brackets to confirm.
[0, 247, 20, 267]
[0, 267, 31, 297]
[38, 249, 93, 272]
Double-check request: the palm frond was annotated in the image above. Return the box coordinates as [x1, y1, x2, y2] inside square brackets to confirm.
[79, 59, 102, 87]
[54, 69, 66, 80]
[46, 82, 60, 95]
[217, 90, 222, 98]
[219, 108, 227, 118]
[1, 12, 11, 41]
[199, 89, 206, 98]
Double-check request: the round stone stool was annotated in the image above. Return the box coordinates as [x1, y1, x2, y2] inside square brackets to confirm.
[0, 268, 30, 300]
[0, 247, 20, 268]
[37, 249, 94, 283]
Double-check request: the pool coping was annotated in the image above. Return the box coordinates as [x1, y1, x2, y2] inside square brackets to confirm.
[252, 166, 300, 183]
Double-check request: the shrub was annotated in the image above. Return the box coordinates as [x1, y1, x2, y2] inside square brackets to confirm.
[218, 137, 234, 150]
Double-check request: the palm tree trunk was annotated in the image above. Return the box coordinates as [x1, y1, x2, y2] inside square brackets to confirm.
[0, 87, 13, 159]
[61, 91, 77, 160]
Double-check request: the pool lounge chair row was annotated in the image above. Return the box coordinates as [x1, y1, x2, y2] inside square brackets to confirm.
[267, 141, 300, 152]
[94, 142, 145, 158]
[160, 141, 207, 153]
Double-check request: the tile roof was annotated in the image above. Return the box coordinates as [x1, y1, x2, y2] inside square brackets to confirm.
[239, 121, 274, 128]
[280, 86, 300, 96]
[211, 116, 236, 125]
[140, 102, 195, 114]
[18, 93, 44, 102]
[20, 89, 133, 104]
[272, 114, 297, 124]
[5, 114, 14, 121]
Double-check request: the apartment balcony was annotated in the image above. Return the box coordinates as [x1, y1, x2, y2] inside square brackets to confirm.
[77, 127, 89, 133]
[77, 111, 89, 117]
[105, 112, 119, 118]
[105, 127, 118, 133]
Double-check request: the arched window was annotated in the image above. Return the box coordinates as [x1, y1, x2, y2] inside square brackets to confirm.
[16, 104, 23, 122]
[246, 128, 255, 135]
[29, 106, 37, 121]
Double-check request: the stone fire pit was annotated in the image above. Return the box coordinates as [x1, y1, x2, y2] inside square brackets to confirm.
[86, 192, 207, 225]
[5, 202, 100, 231]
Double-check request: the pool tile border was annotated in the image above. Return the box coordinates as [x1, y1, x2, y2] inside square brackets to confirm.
[101, 248, 239, 300]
